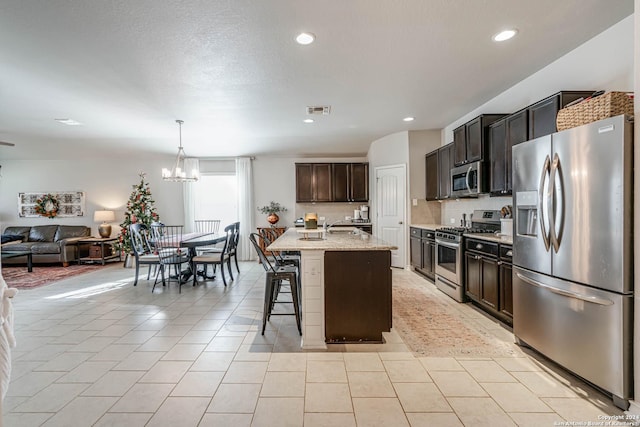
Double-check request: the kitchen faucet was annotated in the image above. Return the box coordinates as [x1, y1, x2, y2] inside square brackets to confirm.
[324, 219, 348, 231]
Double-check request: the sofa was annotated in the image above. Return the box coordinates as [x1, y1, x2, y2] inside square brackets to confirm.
[2, 225, 91, 266]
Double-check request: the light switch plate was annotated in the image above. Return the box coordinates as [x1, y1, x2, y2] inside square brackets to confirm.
[412, 198, 418, 206]
[450, 218, 455, 224]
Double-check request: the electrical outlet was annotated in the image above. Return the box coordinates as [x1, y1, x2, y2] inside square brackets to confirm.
[345, 216, 352, 220]
[450, 218, 455, 224]
[412, 198, 418, 206]
[319, 216, 325, 221]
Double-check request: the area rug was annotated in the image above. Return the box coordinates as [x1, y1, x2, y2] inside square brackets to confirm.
[392, 275, 521, 357]
[1, 264, 104, 289]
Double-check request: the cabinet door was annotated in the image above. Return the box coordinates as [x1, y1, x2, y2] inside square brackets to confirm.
[489, 119, 507, 195]
[425, 151, 438, 201]
[426, 241, 436, 278]
[465, 117, 483, 163]
[453, 125, 466, 165]
[350, 163, 369, 201]
[437, 144, 452, 199]
[313, 164, 332, 202]
[295, 164, 314, 202]
[505, 110, 528, 194]
[465, 253, 481, 300]
[410, 236, 422, 269]
[500, 263, 513, 318]
[528, 95, 559, 140]
[332, 164, 349, 202]
[480, 257, 499, 309]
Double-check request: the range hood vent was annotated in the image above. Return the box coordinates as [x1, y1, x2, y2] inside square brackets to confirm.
[306, 105, 331, 115]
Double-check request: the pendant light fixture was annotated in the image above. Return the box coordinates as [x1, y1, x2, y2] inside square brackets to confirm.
[162, 119, 199, 182]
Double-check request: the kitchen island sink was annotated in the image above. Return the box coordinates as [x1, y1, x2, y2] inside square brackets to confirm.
[267, 228, 397, 349]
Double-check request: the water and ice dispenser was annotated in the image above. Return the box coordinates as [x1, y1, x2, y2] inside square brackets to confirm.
[515, 191, 540, 236]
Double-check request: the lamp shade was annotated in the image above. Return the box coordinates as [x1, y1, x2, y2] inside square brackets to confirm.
[94, 210, 115, 223]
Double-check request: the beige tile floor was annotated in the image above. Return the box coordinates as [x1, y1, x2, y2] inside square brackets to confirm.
[2, 262, 630, 426]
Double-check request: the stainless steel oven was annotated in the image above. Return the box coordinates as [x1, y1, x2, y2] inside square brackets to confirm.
[435, 230, 465, 302]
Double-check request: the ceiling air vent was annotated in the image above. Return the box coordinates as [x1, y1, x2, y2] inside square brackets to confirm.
[306, 106, 331, 115]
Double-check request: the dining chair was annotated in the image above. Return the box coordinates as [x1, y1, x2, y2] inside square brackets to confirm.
[149, 224, 190, 293]
[191, 223, 234, 287]
[229, 222, 240, 273]
[193, 220, 222, 252]
[129, 223, 160, 287]
[249, 233, 301, 336]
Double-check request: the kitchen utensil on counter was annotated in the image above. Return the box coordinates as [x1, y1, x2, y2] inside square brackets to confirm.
[353, 209, 361, 220]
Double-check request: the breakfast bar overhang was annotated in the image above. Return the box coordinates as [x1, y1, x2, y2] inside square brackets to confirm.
[267, 228, 398, 349]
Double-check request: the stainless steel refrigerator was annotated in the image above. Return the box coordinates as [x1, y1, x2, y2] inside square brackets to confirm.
[512, 114, 633, 409]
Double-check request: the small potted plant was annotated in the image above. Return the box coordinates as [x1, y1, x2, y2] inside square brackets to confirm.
[258, 201, 287, 225]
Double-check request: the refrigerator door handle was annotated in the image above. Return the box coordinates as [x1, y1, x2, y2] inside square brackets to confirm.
[516, 273, 614, 306]
[549, 153, 563, 253]
[538, 155, 551, 251]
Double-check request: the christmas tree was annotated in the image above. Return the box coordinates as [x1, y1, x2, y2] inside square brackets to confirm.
[114, 172, 160, 255]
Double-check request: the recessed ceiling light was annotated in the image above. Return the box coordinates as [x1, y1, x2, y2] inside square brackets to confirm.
[55, 118, 82, 126]
[303, 119, 314, 123]
[492, 29, 518, 42]
[403, 117, 415, 122]
[296, 32, 315, 45]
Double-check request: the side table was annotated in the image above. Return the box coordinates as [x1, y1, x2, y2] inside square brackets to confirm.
[78, 237, 121, 265]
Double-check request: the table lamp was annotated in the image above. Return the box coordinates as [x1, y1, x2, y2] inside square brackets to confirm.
[94, 210, 115, 238]
[304, 212, 318, 229]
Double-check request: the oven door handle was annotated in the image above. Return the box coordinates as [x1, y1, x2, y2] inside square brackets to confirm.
[435, 240, 459, 250]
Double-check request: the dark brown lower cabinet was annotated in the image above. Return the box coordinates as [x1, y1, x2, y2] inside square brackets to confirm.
[464, 239, 512, 325]
[324, 251, 392, 343]
[500, 262, 513, 319]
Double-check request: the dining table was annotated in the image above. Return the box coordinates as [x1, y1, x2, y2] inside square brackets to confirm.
[154, 231, 228, 283]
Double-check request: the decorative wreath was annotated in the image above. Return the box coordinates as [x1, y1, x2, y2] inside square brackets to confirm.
[34, 194, 60, 218]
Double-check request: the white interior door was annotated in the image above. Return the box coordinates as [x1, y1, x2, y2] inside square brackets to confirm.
[375, 165, 406, 268]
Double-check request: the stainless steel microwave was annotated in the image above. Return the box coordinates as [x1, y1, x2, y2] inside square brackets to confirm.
[450, 161, 485, 198]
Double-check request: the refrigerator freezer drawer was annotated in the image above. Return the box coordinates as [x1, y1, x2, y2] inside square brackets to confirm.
[513, 267, 632, 402]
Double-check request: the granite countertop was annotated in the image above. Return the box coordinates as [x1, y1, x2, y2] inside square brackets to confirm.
[410, 223, 442, 231]
[465, 232, 513, 245]
[267, 228, 397, 251]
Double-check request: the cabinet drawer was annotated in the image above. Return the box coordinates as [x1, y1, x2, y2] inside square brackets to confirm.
[500, 245, 513, 262]
[410, 228, 421, 238]
[465, 239, 499, 257]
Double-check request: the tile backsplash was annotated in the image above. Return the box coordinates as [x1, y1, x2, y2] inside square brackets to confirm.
[441, 195, 512, 226]
[295, 203, 369, 224]
[410, 200, 441, 225]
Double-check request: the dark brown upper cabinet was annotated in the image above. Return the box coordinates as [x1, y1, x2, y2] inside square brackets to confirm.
[425, 142, 454, 201]
[453, 114, 507, 166]
[296, 162, 368, 203]
[295, 163, 332, 202]
[425, 151, 438, 201]
[528, 91, 594, 140]
[437, 143, 454, 200]
[489, 109, 528, 196]
[332, 163, 369, 202]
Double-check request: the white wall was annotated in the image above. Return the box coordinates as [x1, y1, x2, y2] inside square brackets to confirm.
[442, 15, 635, 145]
[0, 157, 183, 236]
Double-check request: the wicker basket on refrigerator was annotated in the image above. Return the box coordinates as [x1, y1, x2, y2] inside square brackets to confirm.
[556, 91, 634, 131]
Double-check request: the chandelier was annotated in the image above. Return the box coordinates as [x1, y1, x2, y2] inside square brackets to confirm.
[162, 119, 199, 182]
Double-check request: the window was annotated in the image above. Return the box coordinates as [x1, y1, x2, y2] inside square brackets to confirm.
[193, 174, 238, 227]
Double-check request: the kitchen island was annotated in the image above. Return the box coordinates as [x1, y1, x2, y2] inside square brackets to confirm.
[267, 228, 397, 349]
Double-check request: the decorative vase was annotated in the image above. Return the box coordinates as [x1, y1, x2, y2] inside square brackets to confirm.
[267, 213, 279, 225]
[123, 253, 134, 268]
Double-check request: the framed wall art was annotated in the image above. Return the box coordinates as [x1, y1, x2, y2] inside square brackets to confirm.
[18, 191, 85, 218]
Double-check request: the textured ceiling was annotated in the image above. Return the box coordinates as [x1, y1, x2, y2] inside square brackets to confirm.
[0, 0, 633, 160]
